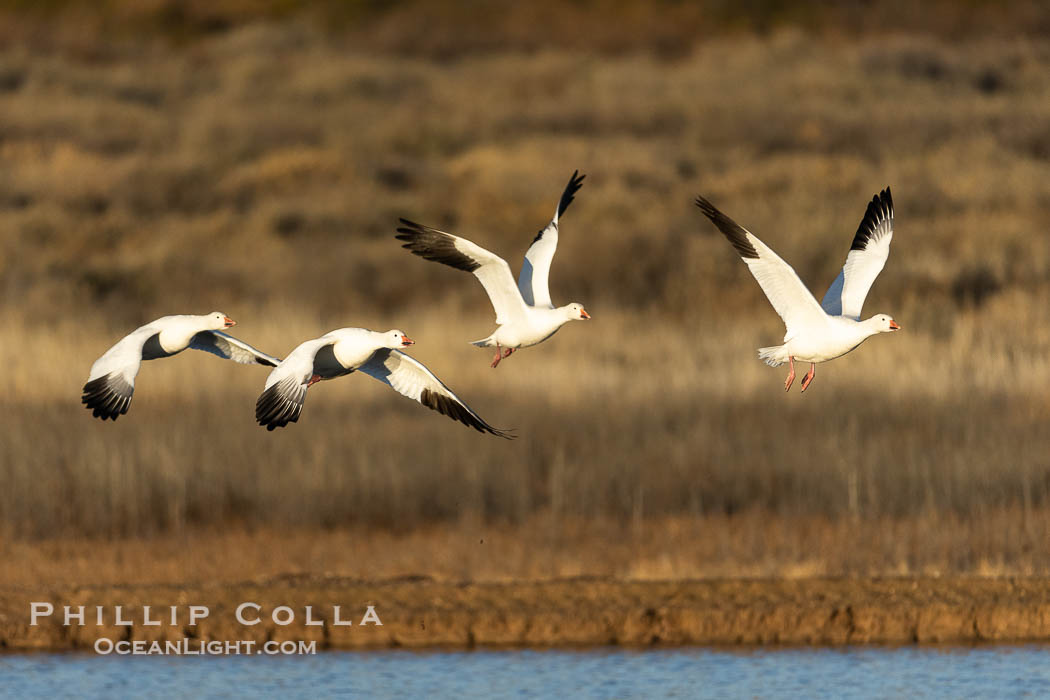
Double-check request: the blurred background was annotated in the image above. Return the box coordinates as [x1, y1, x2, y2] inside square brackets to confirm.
[1, 0, 1049, 582]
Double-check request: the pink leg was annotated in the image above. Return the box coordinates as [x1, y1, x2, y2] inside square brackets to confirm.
[502, 347, 515, 359]
[784, 356, 795, 391]
[800, 363, 816, 392]
[491, 343, 502, 368]
[307, 374, 322, 387]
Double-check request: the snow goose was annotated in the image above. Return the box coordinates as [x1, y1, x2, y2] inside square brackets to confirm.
[255, 328, 512, 437]
[396, 171, 591, 368]
[695, 188, 901, 392]
[82, 312, 280, 420]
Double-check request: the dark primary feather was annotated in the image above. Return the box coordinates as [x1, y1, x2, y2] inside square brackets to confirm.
[694, 196, 760, 260]
[82, 374, 133, 421]
[396, 219, 481, 273]
[556, 170, 585, 220]
[418, 388, 514, 439]
[360, 349, 514, 439]
[533, 170, 586, 244]
[255, 377, 305, 431]
[849, 187, 893, 252]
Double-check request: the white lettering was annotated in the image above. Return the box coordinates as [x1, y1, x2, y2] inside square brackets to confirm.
[272, 606, 294, 625]
[188, 605, 209, 625]
[304, 606, 323, 626]
[236, 602, 261, 625]
[360, 606, 382, 626]
[64, 606, 85, 626]
[29, 602, 53, 625]
[332, 605, 352, 626]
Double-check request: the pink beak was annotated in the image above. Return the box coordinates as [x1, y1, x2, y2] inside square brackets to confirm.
[580, 309, 591, 320]
[401, 336, 415, 346]
[889, 320, 900, 330]
[224, 316, 236, 328]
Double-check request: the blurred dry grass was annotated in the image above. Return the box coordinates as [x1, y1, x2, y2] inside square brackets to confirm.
[1, 12, 1049, 577]
[7, 509, 1050, 588]
[2, 1, 1049, 55]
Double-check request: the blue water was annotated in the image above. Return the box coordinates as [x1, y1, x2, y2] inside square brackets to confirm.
[3, 646, 1050, 698]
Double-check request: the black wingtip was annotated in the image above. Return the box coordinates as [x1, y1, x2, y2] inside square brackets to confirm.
[394, 221, 481, 273]
[694, 195, 760, 260]
[395, 218, 424, 239]
[556, 169, 586, 220]
[478, 423, 517, 440]
[82, 375, 132, 421]
[850, 186, 894, 252]
[419, 388, 514, 438]
[255, 381, 303, 431]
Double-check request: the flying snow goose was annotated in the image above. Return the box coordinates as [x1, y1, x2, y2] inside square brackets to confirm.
[255, 328, 512, 437]
[695, 188, 901, 392]
[396, 171, 591, 368]
[82, 312, 280, 420]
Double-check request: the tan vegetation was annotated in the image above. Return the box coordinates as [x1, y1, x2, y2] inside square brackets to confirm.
[1, 1, 1047, 55]
[11, 574, 1050, 650]
[6, 512, 1050, 591]
[0, 7, 1049, 587]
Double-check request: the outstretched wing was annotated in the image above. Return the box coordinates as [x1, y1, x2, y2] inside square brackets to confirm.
[359, 349, 513, 438]
[517, 170, 585, 307]
[190, 330, 281, 367]
[695, 195, 828, 337]
[820, 187, 894, 320]
[255, 338, 333, 431]
[81, 324, 157, 420]
[396, 219, 528, 325]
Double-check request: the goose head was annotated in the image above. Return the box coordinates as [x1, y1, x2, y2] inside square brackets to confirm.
[562, 302, 591, 321]
[207, 311, 236, 329]
[868, 314, 900, 333]
[384, 329, 415, 348]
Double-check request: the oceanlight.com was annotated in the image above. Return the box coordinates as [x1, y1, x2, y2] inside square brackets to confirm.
[94, 639, 317, 656]
[30, 602, 383, 655]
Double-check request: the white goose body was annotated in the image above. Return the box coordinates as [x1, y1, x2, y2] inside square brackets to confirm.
[396, 171, 591, 368]
[696, 188, 901, 392]
[765, 315, 892, 366]
[326, 328, 391, 375]
[82, 312, 280, 420]
[259, 329, 381, 393]
[482, 305, 582, 349]
[256, 327, 511, 437]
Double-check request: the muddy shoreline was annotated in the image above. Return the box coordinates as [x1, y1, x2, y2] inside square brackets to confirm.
[4, 576, 1050, 651]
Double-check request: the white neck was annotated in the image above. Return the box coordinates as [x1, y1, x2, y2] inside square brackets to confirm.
[159, 317, 211, 353]
[855, 316, 890, 341]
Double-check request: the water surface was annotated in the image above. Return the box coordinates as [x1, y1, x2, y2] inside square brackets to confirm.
[4, 646, 1050, 698]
